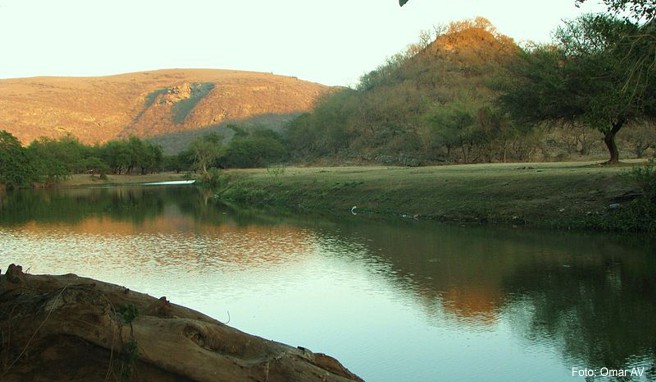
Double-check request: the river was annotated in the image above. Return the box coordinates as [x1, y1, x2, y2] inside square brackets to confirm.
[1, 185, 654, 381]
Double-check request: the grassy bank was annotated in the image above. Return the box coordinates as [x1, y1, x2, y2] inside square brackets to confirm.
[217, 161, 654, 233]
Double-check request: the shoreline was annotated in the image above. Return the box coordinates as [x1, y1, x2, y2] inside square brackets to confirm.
[52, 160, 653, 233]
[215, 161, 652, 233]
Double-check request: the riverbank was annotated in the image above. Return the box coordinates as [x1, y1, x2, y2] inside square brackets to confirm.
[54, 161, 653, 233]
[216, 161, 653, 232]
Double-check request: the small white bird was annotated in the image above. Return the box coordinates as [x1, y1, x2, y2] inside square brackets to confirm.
[351, 206, 358, 215]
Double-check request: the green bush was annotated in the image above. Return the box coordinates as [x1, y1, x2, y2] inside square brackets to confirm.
[629, 160, 656, 202]
[600, 161, 656, 233]
[199, 167, 223, 188]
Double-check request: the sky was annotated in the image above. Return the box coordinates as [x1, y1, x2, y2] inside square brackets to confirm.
[0, 0, 607, 87]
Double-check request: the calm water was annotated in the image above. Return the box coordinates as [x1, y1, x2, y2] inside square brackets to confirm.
[1, 186, 655, 382]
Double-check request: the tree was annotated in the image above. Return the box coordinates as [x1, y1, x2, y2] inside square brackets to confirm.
[222, 129, 288, 168]
[286, 89, 357, 156]
[28, 139, 71, 185]
[98, 137, 163, 175]
[499, 14, 656, 163]
[189, 132, 223, 179]
[168, 149, 195, 173]
[28, 135, 89, 184]
[125, 136, 163, 174]
[100, 140, 131, 174]
[424, 100, 477, 162]
[0, 130, 37, 189]
[576, 0, 656, 109]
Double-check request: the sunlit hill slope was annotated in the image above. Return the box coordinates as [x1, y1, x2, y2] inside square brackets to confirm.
[0, 69, 328, 153]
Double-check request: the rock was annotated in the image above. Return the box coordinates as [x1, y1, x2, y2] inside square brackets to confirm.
[610, 190, 643, 203]
[0, 264, 364, 382]
[159, 82, 193, 105]
[5, 263, 24, 283]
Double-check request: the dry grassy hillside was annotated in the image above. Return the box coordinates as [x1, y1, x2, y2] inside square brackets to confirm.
[0, 69, 328, 150]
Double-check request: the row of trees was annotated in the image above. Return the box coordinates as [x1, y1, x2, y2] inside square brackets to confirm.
[0, 132, 164, 189]
[1, 124, 291, 189]
[172, 126, 289, 182]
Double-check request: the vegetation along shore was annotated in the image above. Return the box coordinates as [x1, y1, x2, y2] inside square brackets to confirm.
[214, 161, 656, 234]
[45, 158, 654, 234]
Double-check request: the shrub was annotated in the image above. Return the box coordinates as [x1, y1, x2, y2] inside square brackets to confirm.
[606, 160, 656, 232]
[629, 160, 656, 202]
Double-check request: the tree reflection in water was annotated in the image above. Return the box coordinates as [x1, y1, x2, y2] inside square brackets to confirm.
[502, 259, 656, 380]
[309, 218, 656, 380]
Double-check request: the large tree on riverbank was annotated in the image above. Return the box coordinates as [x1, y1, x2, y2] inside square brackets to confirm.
[498, 14, 656, 163]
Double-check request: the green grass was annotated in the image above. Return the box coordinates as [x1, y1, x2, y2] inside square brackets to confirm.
[217, 160, 653, 232]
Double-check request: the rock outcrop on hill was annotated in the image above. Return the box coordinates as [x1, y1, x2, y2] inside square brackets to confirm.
[0, 264, 363, 382]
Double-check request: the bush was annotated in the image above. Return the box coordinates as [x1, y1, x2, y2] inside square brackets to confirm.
[629, 160, 656, 202]
[605, 160, 656, 232]
[200, 168, 223, 188]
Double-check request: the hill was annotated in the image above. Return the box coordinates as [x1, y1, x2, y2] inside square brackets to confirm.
[0, 69, 328, 153]
[286, 18, 525, 164]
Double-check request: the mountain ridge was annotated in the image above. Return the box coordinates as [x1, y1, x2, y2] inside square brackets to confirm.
[0, 68, 329, 152]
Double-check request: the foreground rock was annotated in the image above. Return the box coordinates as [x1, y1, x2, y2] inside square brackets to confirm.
[0, 264, 364, 382]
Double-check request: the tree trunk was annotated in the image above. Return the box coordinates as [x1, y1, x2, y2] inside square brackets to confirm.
[603, 118, 625, 164]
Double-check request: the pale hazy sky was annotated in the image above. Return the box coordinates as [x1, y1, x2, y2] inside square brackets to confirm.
[0, 0, 606, 86]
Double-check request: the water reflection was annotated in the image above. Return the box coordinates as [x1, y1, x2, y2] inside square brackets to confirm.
[502, 255, 656, 379]
[302, 218, 656, 380]
[1, 186, 655, 381]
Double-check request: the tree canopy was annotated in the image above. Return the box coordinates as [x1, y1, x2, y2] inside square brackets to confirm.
[0, 131, 37, 189]
[0, 131, 167, 189]
[498, 14, 656, 163]
[575, 0, 655, 21]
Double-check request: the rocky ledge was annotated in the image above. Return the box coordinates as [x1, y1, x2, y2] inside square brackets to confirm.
[0, 264, 364, 382]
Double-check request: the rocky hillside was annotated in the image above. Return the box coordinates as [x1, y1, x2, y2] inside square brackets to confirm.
[0, 69, 328, 152]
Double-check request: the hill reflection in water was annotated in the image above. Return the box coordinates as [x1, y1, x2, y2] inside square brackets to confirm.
[1, 186, 655, 382]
